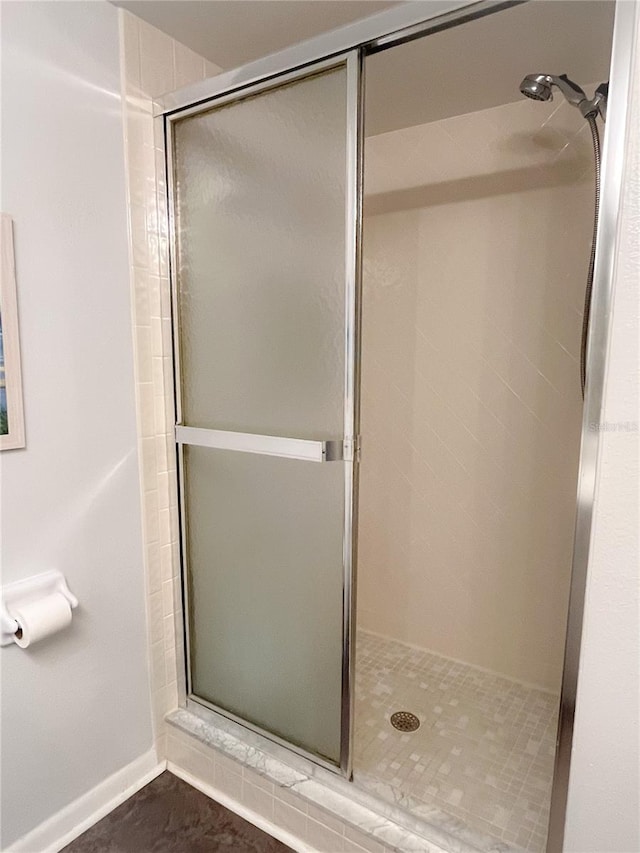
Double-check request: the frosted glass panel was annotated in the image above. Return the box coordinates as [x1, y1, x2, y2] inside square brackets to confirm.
[185, 446, 345, 764]
[173, 66, 347, 439]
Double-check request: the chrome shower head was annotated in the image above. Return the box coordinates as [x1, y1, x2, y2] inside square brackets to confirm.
[519, 73, 607, 121]
[520, 74, 553, 102]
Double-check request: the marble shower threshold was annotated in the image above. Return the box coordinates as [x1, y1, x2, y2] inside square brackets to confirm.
[167, 703, 522, 853]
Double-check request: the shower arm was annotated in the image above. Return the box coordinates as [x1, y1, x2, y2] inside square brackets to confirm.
[552, 74, 606, 120]
[552, 74, 588, 107]
[528, 74, 607, 121]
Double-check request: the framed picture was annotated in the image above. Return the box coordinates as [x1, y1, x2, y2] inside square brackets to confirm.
[1, 213, 25, 450]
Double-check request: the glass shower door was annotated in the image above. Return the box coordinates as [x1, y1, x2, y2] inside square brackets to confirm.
[168, 53, 361, 771]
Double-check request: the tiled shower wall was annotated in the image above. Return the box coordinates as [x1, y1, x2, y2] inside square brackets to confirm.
[359, 94, 598, 690]
[119, 8, 221, 760]
[118, 12, 397, 852]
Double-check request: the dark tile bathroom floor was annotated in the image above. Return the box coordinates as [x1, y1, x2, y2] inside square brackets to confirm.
[62, 771, 292, 853]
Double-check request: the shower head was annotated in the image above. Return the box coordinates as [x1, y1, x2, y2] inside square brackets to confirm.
[519, 73, 607, 121]
[519, 74, 553, 102]
[519, 73, 586, 107]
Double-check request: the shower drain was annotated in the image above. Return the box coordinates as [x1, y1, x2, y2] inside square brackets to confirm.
[390, 711, 420, 732]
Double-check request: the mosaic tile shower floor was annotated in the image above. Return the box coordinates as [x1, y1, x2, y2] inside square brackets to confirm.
[354, 631, 559, 852]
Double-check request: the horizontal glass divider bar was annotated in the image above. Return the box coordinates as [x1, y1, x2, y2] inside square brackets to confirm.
[175, 425, 346, 462]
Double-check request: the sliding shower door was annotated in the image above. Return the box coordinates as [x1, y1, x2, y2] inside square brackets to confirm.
[167, 53, 361, 772]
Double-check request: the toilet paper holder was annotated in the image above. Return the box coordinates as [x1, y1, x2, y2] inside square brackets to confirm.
[1, 571, 78, 646]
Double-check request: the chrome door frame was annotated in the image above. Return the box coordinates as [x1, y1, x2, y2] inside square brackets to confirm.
[165, 49, 363, 777]
[546, 2, 638, 850]
[158, 0, 638, 843]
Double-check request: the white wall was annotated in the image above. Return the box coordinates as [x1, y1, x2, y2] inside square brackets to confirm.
[0, 1, 153, 846]
[564, 6, 640, 851]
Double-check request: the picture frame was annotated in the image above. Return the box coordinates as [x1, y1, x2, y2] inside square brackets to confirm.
[1, 213, 25, 450]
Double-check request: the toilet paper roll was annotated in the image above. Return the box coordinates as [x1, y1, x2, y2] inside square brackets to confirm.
[11, 592, 73, 648]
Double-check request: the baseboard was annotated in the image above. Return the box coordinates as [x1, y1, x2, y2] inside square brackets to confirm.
[167, 762, 316, 853]
[7, 748, 165, 853]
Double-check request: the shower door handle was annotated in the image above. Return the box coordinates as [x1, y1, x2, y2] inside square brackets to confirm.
[175, 425, 355, 463]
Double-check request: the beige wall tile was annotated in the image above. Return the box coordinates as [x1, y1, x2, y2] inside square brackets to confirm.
[150, 639, 166, 689]
[214, 762, 243, 801]
[148, 591, 163, 645]
[174, 40, 206, 89]
[139, 18, 175, 97]
[305, 817, 345, 852]
[121, 11, 141, 89]
[242, 780, 275, 821]
[167, 733, 214, 783]
[360, 97, 587, 690]
[273, 799, 308, 841]
[146, 541, 162, 596]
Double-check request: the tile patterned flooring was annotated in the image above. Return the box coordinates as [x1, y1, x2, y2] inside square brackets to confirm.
[354, 631, 559, 852]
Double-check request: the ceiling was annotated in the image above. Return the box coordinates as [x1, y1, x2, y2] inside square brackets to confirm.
[114, 0, 615, 135]
[113, 0, 397, 69]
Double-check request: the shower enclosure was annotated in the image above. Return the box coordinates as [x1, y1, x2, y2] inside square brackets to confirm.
[157, 1, 634, 850]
